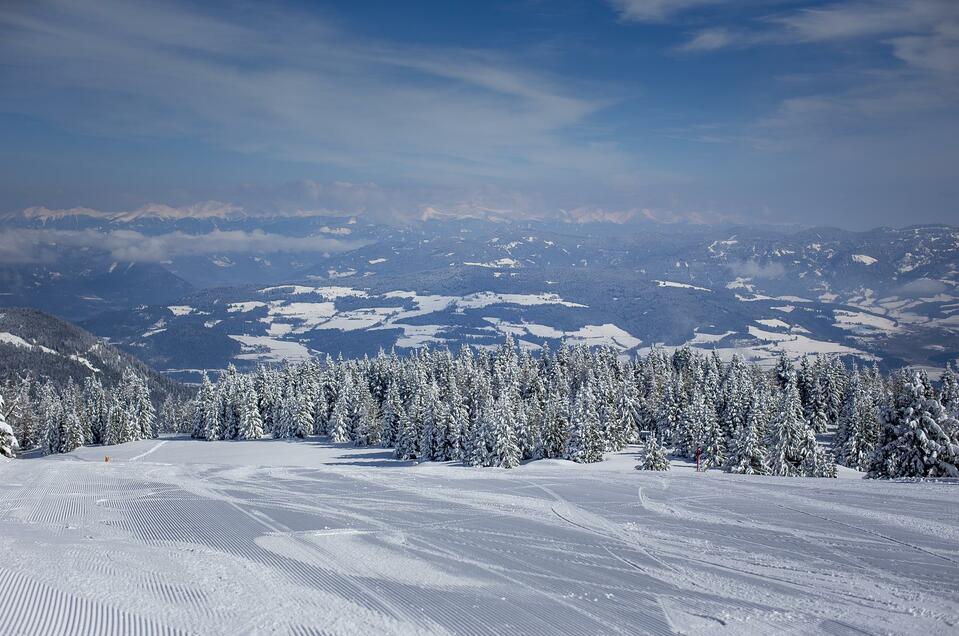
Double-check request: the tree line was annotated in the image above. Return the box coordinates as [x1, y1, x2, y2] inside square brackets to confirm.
[3, 338, 958, 479]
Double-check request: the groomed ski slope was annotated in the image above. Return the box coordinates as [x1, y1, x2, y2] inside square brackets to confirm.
[1, 438, 957, 635]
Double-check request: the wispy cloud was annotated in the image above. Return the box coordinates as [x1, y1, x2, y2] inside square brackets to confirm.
[678, 0, 959, 56]
[608, 0, 722, 23]
[0, 0, 621, 184]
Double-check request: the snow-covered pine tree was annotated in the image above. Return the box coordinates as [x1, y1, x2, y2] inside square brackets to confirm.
[612, 379, 640, 451]
[134, 375, 157, 439]
[464, 375, 493, 466]
[103, 395, 125, 446]
[254, 366, 280, 435]
[0, 394, 19, 458]
[59, 410, 84, 453]
[491, 392, 521, 469]
[774, 351, 795, 391]
[292, 386, 315, 439]
[940, 363, 959, 417]
[565, 382, 603, 463]
[37, 381, 62, 454]
[445, 379, 468, 461]
[700, 394, 725, 471]
[676, 386, 705, 459]
[82, 376, 108, 445]
[805, 367, 830, 434]
[418, 381, 441, 460]
[394, 405, 419, 460]
[329, 385, 350, 443]
[194, 374, 221, 441]
[725, 388, 770, 475]
[825, 357, 847, 428]
[868, 371, 959, 478]
[237, 376, 264, 440]
[541, 382, 569, 459]
[9, 374, 38, 451]
[766, 377, 808, 477]
[355, 388, 382, 447]
[380, 379, 404, 448]
[639, 433, 669, 471]
[840, 385, 880, 472]
[654, 378, 680, 449]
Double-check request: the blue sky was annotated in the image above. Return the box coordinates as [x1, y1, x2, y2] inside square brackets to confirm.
[1, 0, 956, 228]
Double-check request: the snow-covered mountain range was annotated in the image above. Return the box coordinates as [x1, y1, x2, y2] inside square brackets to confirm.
[1, 208, 956, 380]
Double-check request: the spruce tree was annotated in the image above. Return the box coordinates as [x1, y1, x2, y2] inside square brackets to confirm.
[38, 381, 62, 455]
[104, 395, 125, 446]
[566, 383, 603, 463]
[59, 411, 85, 453]
[940, 363, 959, 417]
[329, 389, 350, 443]
[380, 380, 404, 448]
[639, 433, 669, 471]
[237, 377, 264, 440]
[491, 393, 520, 469]
[725, 391, 769, 475]
[767, 378, 808, 477]
[0, 395, 19, 458]
[869, 371, 959, 478]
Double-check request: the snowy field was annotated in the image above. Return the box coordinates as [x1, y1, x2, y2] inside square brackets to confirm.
[1, 439, 957, 635]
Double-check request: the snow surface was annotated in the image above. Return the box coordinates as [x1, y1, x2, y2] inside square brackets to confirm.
[754, 318, 791, 330]
[0, 332, 66, 356]
[654, 280, 711, 292]
[852, 254, 878, 265]
[228, 334, 312, 362]
[484, 318, 642, 351]
[1, 439, 956, 635]
[0, 332, 39, 350]
[463, 258, 519, 268]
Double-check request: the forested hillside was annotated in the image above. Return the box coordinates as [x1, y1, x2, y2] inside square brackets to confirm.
[0, 308, 187, 400]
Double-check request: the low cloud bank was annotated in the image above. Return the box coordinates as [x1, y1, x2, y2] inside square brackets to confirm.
[726, 259, 787, 279]
[0, 229, 363, 264]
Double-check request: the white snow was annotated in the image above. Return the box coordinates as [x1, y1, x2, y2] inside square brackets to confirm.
[267, 302, 338, 332]
[655, 280, 711, 292]
[227, 301, 267, 313]
[456, 292, 587, 311]
[747, 326, 877, 360]
[0, 332, 58, 355]
[0, 332, 37, 349]
[2, 439, 955, 636]
[833, 310, 900, 334]
[755, 318, 791, 329]
[852, 254, 878, 265]
[687, 330, 736, 345]
[484, 318, 642, 351]
[725, 277, 754, 291]
[167, 305, 195, 316]
[367, 258, 387, 265]
[68, 354, 99, 372]
[228, 334, 312, 362]
[463, 257, 520, 268]
[259, 285, 368, 299]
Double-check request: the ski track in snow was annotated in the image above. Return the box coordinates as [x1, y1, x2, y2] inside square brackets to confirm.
[1, 438, 957, 635]
[128, 441, 167, 462]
